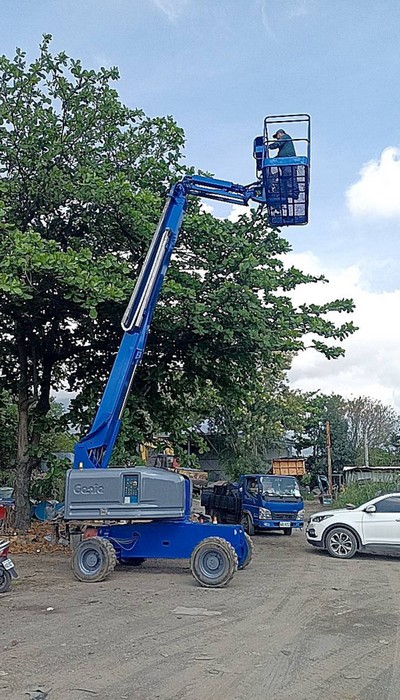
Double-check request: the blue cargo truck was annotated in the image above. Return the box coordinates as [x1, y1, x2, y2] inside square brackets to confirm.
[201, 474, 304, 536]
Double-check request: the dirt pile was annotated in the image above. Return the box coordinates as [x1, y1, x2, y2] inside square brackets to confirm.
[7, 521, 69, 555]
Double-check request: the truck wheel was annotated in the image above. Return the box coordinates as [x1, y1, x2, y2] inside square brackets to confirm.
[283, 528, 292, 536]
[190, 536, 238, 588]
[238, 533, 254, 570]
[325, 527, 357, 559]
[72, 536, 117, 582]
[0, 569, 11, 593]
[241, 512, 254, 536]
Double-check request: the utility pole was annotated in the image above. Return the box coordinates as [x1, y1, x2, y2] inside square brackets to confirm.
[326, 421, 333, 495]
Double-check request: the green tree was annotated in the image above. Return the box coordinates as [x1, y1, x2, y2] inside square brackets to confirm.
[0, 389, 18, 475]
[294, 393, 356, 474]
[0, 37, 185, 529]
[345, 396, 400, 465]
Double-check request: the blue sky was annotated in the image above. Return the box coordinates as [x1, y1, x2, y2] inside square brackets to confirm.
[2, 0, 400, 408]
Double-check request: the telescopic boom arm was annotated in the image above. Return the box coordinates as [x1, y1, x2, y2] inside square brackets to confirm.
[74, 175, 258, 470]
[74, 114, 310, 470]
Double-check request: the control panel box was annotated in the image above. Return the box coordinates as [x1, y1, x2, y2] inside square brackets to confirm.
[64, 466, 186, 521]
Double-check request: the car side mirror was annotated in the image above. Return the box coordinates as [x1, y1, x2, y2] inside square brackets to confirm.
[365, 504, 376, 514]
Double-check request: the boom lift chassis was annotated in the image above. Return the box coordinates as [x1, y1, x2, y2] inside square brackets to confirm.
[66, 114, 310, 587]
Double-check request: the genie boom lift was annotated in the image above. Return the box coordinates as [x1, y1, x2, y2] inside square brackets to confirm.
[65, 114, 310, 587]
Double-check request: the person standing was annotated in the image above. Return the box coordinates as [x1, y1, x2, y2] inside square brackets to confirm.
[268, 129, 299, 199]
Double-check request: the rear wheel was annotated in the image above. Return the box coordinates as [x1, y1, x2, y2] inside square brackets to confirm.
[190, 536, 238, 588]
[325, 527, 357, 559]
[72, 536, 117, 582]
[0, 569, 11, 593]
[241, 512, 255, 536]
[238, 532, 254, 570]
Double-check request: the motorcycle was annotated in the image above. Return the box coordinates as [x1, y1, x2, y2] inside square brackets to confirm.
[0, 540, 18, 592]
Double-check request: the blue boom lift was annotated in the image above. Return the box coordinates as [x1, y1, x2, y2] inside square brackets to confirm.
[64, 114, 310, 587]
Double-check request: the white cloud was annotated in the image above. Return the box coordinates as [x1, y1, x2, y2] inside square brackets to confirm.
[347, 146, 400, 218]
[256, 0, 275, 37]
[227, 204, 251, 223]
[286, 251, 400, 412]
[199, 202, 215, 215]
[153, 0, 189, 21]
[288, 0, 312, 18]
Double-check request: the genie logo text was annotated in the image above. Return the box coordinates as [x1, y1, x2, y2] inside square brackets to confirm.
[73, 483, 105, 496]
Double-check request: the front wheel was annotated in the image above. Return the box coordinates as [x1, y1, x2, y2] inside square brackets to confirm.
[72, 536, 117, 582]
[241, 512, 255, 536]
[325, 527, 358, 559]
[0, 568, 11, 593]
[190, 536, 238, 588]
[283, 528, 292, 536]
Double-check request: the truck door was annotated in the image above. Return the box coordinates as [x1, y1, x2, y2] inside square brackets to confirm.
[242, 477, 260, 522]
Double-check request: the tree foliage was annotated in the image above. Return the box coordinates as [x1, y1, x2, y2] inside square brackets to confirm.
[294, 393, 400, 474]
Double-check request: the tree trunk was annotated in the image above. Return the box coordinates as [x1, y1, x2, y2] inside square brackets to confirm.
[13, 330, 35, 532]
[14, 400, 33, 532]
[13, 323, 56, 531]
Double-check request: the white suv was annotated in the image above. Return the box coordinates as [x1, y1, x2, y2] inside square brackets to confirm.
[306, 492, 400, 559]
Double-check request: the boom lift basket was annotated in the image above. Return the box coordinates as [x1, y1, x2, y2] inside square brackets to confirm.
[253, 114, 310, 226]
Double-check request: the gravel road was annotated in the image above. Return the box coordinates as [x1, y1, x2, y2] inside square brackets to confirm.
[2, 514, 400, 700]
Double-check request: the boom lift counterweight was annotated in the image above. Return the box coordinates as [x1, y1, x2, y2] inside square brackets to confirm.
[65, 114, 311, 587]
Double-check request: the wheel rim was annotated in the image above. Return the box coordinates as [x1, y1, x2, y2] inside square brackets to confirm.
[79, 547, 102, 575]
[329, 531, 353, 556]
[197, 549, 226, 579]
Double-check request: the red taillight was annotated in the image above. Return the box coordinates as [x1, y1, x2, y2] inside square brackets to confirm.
[0, 545, 9, 556]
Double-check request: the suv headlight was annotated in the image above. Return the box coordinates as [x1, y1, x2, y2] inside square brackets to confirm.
[297, 509, 305, 520]
[259, 507, 272, 520]
[312, 514, 334, 523]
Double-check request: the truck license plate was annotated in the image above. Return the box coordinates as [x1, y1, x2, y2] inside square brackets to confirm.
[279, 522, 290, 528]
[2, 558, 14, 570]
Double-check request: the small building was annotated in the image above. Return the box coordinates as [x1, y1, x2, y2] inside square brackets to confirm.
[343, 465, 400, 485]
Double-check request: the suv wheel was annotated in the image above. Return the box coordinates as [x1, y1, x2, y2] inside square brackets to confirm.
[325, 527, 358, 559]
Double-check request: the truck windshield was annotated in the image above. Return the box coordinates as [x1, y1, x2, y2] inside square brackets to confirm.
[260, 476, 301, 498]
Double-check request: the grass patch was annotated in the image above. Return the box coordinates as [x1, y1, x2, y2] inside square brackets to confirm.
[335, 480, 400, 508]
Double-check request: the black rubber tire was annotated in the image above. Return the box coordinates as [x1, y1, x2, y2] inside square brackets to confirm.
[72, 536, 117, 582]
[0, 568, 12, 593]
[283, 528, 293, 536]
[238, 532, 254, 570]
[190, 536, 238, 588]
[241, 512, 255, 536]
[119, 558, 146, 567]
[325, 527, 358, 559]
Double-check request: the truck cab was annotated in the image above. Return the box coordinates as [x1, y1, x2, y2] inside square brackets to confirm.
[240, 474, 304, 536]
[202, 474, 304, 536]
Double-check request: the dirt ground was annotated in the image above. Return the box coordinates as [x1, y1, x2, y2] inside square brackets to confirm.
[2, 504, 400, 700]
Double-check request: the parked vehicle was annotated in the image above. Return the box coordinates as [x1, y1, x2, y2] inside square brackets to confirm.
[0, 540, 18, 592]
[306, 492, 400, 559]
[201, 474, 304, 536]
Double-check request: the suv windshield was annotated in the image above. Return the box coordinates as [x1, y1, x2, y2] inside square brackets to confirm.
[260, 476, 301, 498]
